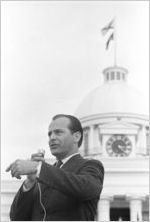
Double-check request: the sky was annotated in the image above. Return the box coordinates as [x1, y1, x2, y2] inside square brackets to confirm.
[1, 1, 149, 180]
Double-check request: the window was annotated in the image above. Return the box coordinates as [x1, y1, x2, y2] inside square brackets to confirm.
[117, 72, 120, 80]
[111, 72, 115, 80]
[106, 72, 109, 80]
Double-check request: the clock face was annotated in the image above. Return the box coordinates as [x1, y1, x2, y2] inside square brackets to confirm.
[106, 135, 132, 157]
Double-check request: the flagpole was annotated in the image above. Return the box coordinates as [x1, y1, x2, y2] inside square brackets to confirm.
[114, 17, 117, 67]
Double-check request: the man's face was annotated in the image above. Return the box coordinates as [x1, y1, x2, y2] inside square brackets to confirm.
[48, 117, 76, 159]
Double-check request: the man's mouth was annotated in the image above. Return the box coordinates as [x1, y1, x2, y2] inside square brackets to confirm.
[50, 144, 59, 148]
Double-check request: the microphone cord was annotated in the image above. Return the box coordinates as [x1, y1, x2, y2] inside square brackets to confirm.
[37, 182, 47, 221]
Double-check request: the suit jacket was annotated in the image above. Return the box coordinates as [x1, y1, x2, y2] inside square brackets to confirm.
[10, 154, 104, 221]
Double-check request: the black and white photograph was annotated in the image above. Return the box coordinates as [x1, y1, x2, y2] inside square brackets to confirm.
[1, 1, 149, 221]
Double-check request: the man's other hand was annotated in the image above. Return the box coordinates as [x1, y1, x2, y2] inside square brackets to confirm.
[6, 159, 39, 179]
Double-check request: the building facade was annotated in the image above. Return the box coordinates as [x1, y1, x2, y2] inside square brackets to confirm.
[75, 66, 149, 221]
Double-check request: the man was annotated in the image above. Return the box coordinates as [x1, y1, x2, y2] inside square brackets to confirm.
[6, 114, 104, 221]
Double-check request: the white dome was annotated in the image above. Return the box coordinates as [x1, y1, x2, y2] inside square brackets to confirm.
[75, 67, 149, 118]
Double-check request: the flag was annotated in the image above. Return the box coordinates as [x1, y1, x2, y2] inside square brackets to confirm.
[106, 33, 114, 50]
[101, 19, 114, 35]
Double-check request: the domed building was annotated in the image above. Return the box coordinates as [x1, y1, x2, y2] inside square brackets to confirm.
[75, 66, 149, 221]
[1, 66, 149, 221]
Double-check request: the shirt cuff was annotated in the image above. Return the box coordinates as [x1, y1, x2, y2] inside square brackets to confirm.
[22, 183, 32, 192]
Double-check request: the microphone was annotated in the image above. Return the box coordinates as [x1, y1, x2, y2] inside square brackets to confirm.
[37, 149, 45, 158]
[27, 149, 45, 181]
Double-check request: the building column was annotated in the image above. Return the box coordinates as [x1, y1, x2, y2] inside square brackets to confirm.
[97, 125, 103, 154]
[97, 196, 113, 221]
[137, 125, 147, 155]
[79, 135, 84, 155]
[127, 195, 145, 221]
[89, 125, 94, 154]
[83, 127, 89, 156]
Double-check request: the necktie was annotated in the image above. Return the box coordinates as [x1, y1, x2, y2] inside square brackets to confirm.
[55, 160, 63, 168]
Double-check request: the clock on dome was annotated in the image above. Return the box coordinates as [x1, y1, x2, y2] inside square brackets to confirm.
[106, 135, 132, 157]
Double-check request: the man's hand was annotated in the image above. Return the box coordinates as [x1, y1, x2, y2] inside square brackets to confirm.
[6, 159, 39, 179]
[23, 151, 45, 189]
[24, 151, 45, 182]
[31, 151, 45, 162]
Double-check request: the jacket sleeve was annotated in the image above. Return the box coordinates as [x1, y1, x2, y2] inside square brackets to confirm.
[10, 183, 35, 221]
[37, 160, 104, 201]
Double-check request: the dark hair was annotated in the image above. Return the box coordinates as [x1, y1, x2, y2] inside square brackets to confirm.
[52, 114, 83, 147]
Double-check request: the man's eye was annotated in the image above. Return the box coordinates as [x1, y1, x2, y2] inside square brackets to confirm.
[48, 132, 51, 137]
[48, 130, 63, 137]
[56, 130, 63, 135]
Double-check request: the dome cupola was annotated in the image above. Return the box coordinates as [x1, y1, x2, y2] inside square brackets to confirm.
[103, 66, 128, 82]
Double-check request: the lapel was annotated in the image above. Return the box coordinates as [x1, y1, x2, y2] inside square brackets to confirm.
[61, 154, 85, 173]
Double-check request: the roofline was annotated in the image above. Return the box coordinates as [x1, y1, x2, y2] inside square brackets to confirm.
[103, 66, 128, 74]
[78, 112, 149, 123]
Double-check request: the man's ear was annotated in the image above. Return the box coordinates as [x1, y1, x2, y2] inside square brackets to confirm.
[73, 131, 81, 144]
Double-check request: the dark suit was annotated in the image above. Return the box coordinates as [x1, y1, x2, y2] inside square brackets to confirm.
[10, 154, 104, 221]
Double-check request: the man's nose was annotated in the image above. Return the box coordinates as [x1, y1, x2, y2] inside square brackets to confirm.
[50, 132, 56, 140]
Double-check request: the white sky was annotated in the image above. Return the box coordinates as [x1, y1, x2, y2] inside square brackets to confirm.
[1, 1, 149, 180]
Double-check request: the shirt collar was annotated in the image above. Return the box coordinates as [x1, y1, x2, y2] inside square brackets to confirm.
[58, 152, 80, 166]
